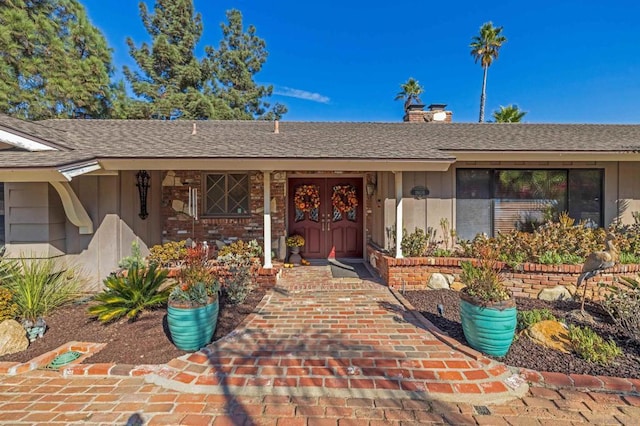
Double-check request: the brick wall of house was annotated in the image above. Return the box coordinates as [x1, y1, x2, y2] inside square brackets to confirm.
[161, 170, 375, 259]
[367, 245, 639, 300]
[161, 170, 287, 246]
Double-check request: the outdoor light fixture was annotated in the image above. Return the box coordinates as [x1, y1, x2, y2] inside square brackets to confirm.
[366, 174, 377, 197]
[136, 170, 150, 220]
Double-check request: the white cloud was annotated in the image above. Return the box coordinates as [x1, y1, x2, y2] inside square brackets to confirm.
[273, 86, 330, 104]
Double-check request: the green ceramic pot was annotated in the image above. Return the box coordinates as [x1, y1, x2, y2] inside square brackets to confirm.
[167, 298, 219, 351]
[459, 293, 517, 357]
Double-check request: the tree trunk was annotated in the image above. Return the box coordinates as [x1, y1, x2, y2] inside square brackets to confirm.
[479, 65, 488, 123]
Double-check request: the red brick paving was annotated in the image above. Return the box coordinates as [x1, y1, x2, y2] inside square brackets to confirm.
[1, 266, 639, 423]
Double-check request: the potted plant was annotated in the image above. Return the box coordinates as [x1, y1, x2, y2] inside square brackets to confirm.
[458, 248, 517, 357]
[167, 247, 220, 351]
[286, 234, 305, 265]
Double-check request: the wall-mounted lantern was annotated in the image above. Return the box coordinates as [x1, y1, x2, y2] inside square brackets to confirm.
[136, 170, 150, 220]
[366, 174, 377, 197]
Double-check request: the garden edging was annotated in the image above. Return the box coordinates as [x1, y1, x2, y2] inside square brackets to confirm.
[391, 288, 640, 395]
[368, 245, 640, 300]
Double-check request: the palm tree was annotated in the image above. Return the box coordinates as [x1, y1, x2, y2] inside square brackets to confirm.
[470, 22, 507, 123]
[394, 77, 424, 112]
[493, 104, 526, 123]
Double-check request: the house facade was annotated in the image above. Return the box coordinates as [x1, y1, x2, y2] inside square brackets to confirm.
[1, 111, 640, 288]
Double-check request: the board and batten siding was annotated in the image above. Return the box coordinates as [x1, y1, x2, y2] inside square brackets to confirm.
[374, 161, 640, 255]
[3, 171, 163, 290]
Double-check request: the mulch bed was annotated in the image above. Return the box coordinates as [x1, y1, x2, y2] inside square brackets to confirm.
[0, 289, 266, 365]
[404, 289, 640, 379]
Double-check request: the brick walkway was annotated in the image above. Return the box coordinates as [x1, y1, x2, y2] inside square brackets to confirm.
[135, 266, 527, 404]
[1, 265, 639, 424]
[1, 371, 639, 425]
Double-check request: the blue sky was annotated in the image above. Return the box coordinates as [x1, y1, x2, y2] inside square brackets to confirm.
[82, 0, 640, 123]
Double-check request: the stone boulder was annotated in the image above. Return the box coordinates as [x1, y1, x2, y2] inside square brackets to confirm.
[427, 273, 453, 290]
[0, 319, 29, 356]
[538, 285, 573, 301]
[526, 320, 572, 353]
[450, 281, 466, 292]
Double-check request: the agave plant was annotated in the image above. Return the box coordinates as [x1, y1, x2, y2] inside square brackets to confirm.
[89, 264, 171, 323]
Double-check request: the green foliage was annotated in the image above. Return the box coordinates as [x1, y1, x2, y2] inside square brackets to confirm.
[0, 0, 114, 119]
[217, 239, 262, 258]
[537, 251, 584, 265]
[618, 252, 640, 264]
[170, 248, 219, 307]
[432, 249, 452, 257]
[516, 309, 557, 332]
[568, 324, 621, 365]
[89, 264, 170, 323]
[401, 228, 429, 257]
[217, 253, 257, 304]
[470, 21, 507, 122]
[598, 276, 640, 342]
[118, 240, 147, 270]
[493, 105, 526, 123]
[0, 254, 18, 285]
[394, 77, 424, 111]
[0, 287, 18, 322]
[124, 2, 283, 120]
[456, 213, 640, 266]
[124, 0, 212, 119]
[148, 240, 188, 267]
[205, 9, 281, 119]
[4, 257, 82, 322]
[460, 248, 511, 302]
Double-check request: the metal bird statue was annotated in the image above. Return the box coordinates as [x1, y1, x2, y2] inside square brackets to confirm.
[576, 233, 618, 313]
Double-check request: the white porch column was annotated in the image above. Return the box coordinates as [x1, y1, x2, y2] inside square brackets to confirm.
[262, 170, 273, 269]
[394, 171, 403, 259]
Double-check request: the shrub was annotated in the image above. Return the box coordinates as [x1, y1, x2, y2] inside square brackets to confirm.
[4, 257, 83, 322]
[401, 228, 429, 257]
[457, 213, 620, 266]
[148, 240, 188, 267]
[170, 248, 219, 307]
[218, 252, 257, 304]
[218, 239, 263, 258]
[517, 308, 557, 332]
[0, 287, 18, 321]
[0, 254, 18, 285]
[88, 264, 170, 323]
[568, 324, 621, 365]
[460, 247, 510, 303]
[598, 276, 640, 343]
[119, 240, 147, 269]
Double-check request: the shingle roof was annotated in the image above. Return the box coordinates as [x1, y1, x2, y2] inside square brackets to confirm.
[2, 117, 640, 169]
[0, 114, 76, 151]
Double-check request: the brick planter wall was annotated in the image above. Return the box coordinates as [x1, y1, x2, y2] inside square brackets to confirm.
[367, 245, 640, 299]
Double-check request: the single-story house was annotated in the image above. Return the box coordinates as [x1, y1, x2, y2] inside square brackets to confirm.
[1, 105, 640, 288]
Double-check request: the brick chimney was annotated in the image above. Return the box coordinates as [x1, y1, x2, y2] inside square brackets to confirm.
[403, 103, 452, 123]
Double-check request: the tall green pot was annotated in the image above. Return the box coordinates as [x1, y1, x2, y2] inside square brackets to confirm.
[167, 298, 219, 351]
[459, 293, 517, 357]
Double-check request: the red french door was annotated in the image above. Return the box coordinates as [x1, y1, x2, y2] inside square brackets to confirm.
[288, 177, 363, 259]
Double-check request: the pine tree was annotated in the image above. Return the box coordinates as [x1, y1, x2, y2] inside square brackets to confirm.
[123, 0, 213, 119]
[0, 0, 114, 120]
[205, 9, 277, 120]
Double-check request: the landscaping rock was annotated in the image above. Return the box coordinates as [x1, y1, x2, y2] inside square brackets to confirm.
[427, 273, 453, 290]
[0, 319, 29, 356]
[450, 281, 466, 292]
[526, 320, 572, 353]
[538, 285, 573, 301]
